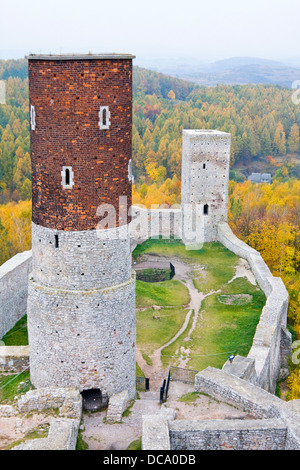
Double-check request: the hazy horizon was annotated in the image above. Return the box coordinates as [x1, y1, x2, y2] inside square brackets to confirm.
[0, 0, 299, 64]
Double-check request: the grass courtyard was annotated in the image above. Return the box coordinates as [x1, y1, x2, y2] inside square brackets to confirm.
[134, 238, 266, 372]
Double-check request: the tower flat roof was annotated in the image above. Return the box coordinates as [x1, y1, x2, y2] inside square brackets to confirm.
[26, 53, 135, 60]
[183, 129, 230, 135]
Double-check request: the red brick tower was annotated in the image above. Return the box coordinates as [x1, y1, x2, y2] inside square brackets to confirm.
[27, 54, 136, 399]
[28, 54, 134, 230]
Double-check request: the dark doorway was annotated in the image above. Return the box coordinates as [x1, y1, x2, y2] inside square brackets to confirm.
[81, 388, 108, 412]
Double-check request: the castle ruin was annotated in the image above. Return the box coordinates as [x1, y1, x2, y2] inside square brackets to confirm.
[0, 53, 298, 450]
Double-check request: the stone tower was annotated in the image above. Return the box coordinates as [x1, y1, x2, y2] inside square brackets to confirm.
[27, 54, 136, 399]
[181, 129, 231, 245]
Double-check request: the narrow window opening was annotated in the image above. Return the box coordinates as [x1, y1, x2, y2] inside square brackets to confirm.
[30, 105, 36, 130]
[98, 106, 111, 130]
[61, 166, 74, 189]
[204, 204, 209, 215]
[102, 108, 107, 126]
[55, 234, 59, 248]
[65, 168, 70, 186]
[203, 163, 206, 169]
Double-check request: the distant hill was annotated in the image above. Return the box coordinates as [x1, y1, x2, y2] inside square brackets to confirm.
[200, 56, 284, 71]
[136, 56, 300, 88]
[181, 64, 300, 88]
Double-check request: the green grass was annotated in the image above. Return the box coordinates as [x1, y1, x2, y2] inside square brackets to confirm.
[133, 238, 239, 294]
[136, 362, 145, 377]
[142, 352, 152, 366]
[136, 306, 188, 355]
[0, 371, 33, 404]
[177, 391, 201, 404]
[186, 277, 266, 371]
[2, 315, 28, 345]
[126, 436, 142, 450]
[136, 279, 190, 307]
[135, 239, 264, 371]
[76, 425, 89, 450]
[1, 239, 265, 383]
[133, 237, 186, 261]
[161, 310, 194, 368]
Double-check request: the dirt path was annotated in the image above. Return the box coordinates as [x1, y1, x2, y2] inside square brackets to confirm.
[135, 253, 257, 386]
[228, 257, 257, 286]
[135, 255, 209, 388]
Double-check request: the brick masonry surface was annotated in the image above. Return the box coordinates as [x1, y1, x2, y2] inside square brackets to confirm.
[28, 57, 133, 231]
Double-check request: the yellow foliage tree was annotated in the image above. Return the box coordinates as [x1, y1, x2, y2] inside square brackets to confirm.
[167, 89, 176, 100]
[0, 200, 32, 265]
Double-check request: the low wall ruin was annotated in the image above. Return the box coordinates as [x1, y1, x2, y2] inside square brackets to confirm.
[142, 367, 300, 450]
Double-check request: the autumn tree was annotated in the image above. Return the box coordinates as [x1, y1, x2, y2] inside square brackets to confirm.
[288, 123, 300, 153]
[273, 122, 287, 155]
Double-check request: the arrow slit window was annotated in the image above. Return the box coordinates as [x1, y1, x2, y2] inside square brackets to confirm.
[99, 106, 111, 130]
[61, 166, 74, 189]
[30, 105, 36, 130]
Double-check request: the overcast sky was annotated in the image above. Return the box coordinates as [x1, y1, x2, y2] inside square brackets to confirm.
[0, 0, 299, 63]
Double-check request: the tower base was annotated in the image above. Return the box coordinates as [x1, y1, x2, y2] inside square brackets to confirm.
[27, 272, 136, 399]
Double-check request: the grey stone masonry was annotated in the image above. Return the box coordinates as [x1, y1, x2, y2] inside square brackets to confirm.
[0, 405, 17, 417]
[106, 390, 130, 423]
[169, 418, 287, 450]
[31, 222, 132, 290]
[27, 270, 136, 397]
[181, 130, 231, 244]
[17, 387, 82, 420]
[12, 418, 80, 450]
[142, 366, 300, 450]
[222, 355, 258, 385]
[28, 222, 136, 399]
[140, 366, 300, 450]
[142, 415, 171, 450]
[195, 367, 282, 418]
[130, 206, 182, 251]
[194, 366, 300, 449]
[0, 346, 29, 373]
[0, 250, 32, 339]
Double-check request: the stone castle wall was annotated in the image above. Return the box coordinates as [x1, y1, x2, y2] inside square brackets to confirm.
[0, 125, 294, 450]
[0, 251, 32, 339]
[142, 367, 300, 450]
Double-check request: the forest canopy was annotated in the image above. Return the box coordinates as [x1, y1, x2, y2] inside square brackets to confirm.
[0, 62, 300, 203]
